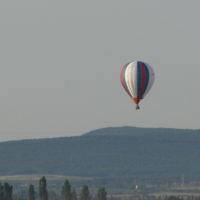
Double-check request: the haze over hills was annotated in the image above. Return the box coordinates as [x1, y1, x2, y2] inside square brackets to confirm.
[0, 126, 200, 178]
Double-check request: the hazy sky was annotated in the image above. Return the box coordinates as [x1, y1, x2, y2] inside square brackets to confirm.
[0, 1, 200, 142]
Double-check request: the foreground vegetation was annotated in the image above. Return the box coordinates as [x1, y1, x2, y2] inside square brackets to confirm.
[0, 176, 200, 200]
[0, 176, 107, 200]
[2, 176, 200, 200]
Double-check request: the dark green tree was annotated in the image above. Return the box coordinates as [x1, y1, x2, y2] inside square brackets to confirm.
[0, 182, 3, 200]
[3, 183, 13, 200]
[27, 185, 35, 200]
[98, 187, 107, 200]
[61, 180, 71, 200]
[80, 185, 90, 200]
[71, 189, 77, 200]
[39, 177, 48, 200]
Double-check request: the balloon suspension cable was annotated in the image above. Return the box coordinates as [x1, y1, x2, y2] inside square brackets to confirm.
[136, 104, 140, 110]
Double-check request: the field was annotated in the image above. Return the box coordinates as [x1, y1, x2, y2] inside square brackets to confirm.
[0, 174, 92, 181]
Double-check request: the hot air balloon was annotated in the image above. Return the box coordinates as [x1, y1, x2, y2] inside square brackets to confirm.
[120, 61, 155, 109]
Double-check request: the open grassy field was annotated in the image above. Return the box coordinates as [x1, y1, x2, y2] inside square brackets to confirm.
[0, 174, 92, 181]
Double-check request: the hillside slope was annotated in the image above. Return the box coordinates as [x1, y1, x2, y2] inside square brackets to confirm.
[0, 127, 200, 178]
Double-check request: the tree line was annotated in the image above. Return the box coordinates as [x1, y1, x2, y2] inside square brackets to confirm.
[0, 176, 107, 200]
[1, 177, 200, 200]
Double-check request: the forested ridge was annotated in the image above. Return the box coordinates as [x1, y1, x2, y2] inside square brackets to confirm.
[0, 127, 200, 178]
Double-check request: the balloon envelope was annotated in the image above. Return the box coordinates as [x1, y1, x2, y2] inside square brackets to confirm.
[120, 61, 155, 109]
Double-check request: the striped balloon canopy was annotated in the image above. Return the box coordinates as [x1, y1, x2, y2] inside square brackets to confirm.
[120, 61, 155, 109]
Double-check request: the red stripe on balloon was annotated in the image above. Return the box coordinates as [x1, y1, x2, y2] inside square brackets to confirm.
[139, 62, 146, 98]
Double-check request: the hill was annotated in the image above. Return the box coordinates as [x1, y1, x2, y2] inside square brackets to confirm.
[0, 126, 200, 178]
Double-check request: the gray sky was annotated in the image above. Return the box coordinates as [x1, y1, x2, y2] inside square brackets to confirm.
[0, 1, 200, 142]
